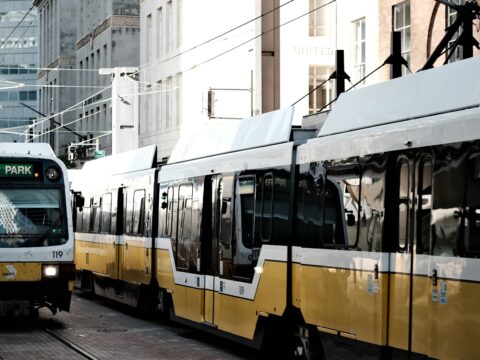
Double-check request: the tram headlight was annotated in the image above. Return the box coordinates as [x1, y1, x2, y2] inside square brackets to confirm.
[45, 166, 60, 182]
[43, 265, 59, 278]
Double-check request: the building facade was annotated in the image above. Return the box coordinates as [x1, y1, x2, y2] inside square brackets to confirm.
[75, 0, 140, 156]
[33, 0, 77, 155]
[139, 0, 259, 160]
[0, 1, 38, 143]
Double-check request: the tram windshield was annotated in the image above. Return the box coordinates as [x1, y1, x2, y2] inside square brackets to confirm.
[0, 188, 66, 247]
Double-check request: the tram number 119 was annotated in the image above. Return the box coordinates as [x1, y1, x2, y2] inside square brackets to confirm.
[52, 251, 63, 259]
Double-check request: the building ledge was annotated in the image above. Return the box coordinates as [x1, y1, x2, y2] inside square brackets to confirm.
[37, 56, 76, 79]
[76, 15, 140, 51]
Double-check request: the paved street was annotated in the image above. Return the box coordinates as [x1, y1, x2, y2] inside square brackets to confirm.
[0, 291, 259, 360]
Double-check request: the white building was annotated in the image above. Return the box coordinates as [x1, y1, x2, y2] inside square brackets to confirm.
[138, 0, 384, 158]
[139, 0, 262, 160]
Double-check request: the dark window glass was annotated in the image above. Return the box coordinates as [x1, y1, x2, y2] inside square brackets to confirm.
[29, 91, 37, 101]
[19, 91, 28, 101]
[325, 172, 357, 247]
[177, 184, 193, 269]
[261, 174, 273, 242]
[296, 174, 324, 247]
[132, 190, 146, 235]
[417, 157, 432, 254]
[238, 176, 255, 249]
[91, 198, 101, 233]
[101, 193, 112, 233]
[165, 186, 174, 236]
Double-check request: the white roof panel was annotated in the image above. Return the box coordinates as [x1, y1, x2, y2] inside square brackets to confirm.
[319, 57, 480, 137]
[0, 143, 55, 157]
[168, 107, 294, 163]
[81, 144, 156, 176]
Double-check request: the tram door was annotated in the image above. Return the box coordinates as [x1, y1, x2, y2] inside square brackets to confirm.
[201, 175, 222, 324]
[388, 152, 433, 358]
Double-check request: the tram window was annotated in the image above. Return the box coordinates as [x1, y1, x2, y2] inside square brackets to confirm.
[100, 193, 112, 233]
[357, 168, 385, 252]
[325, 172, 358, 247]
[417, 158, 432, 254]
[124, 192, 133, 235]
[132, 190, 146, 236]
[76, 208, 83, 231]
[296, 175, 323, 248]
[237, 176, 255, 249]
[81, 206, 91, 233]
[178, 184, 193, 237]
[91, 198, 101, 233]
[261, 174, 273, 242]
[220, 175, 234, 248]
[165, 186, 174, 237]
[182, 198, 192, 239]
[398, 160, 410, 250]
[233, 175, 256, 279]
[464, 153, 480, 256]
[272, 174, 289, 245]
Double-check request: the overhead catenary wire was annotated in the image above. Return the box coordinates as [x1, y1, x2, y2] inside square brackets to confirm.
[27, 104, 113, 142]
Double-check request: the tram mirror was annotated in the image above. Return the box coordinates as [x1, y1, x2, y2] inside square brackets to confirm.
[75, 193, 85, 209]
[346, 213, 356, 226]
[161, 201, 167, 209]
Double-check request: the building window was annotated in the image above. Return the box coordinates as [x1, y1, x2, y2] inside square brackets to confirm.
[446, 0, 465, 62]
[166, 1, 172, 52]
[165, 76, 172, 128]
[146, 14, 152, 62]
[308, 65, 333, 114]
[175, 74, 182, 125]
[309, 0, 331, 37]
[157, 7, 163, 58]
[176, 0, 182, 48]
[353, 18, 366, 85]
[393, 1, 411, 76]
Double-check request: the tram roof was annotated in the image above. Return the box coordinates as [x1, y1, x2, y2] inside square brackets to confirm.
[319, 57, 480, 137]
[0, 143, 55, 157]
[80, 144, 157, 176]
[167, 107, 295, 164]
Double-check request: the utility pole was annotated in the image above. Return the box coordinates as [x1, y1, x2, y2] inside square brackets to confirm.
[99, 67, 139, 155]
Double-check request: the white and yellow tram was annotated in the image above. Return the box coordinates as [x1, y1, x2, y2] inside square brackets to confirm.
[72, 57, 480, 359]
[0, 143, 74, 317]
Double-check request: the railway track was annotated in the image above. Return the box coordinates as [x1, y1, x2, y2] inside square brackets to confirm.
[41, 326, 99, 360]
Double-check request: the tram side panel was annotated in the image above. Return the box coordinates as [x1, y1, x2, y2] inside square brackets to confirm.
[155, 165, 290, 343]
[294, 141, 480, 359]
[75, 190, 121, 281]
[293, 154, 389, 357]
[74, 169, 156, 307]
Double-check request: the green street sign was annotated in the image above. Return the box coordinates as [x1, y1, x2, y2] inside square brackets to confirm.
[94, 150, 106, 158]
